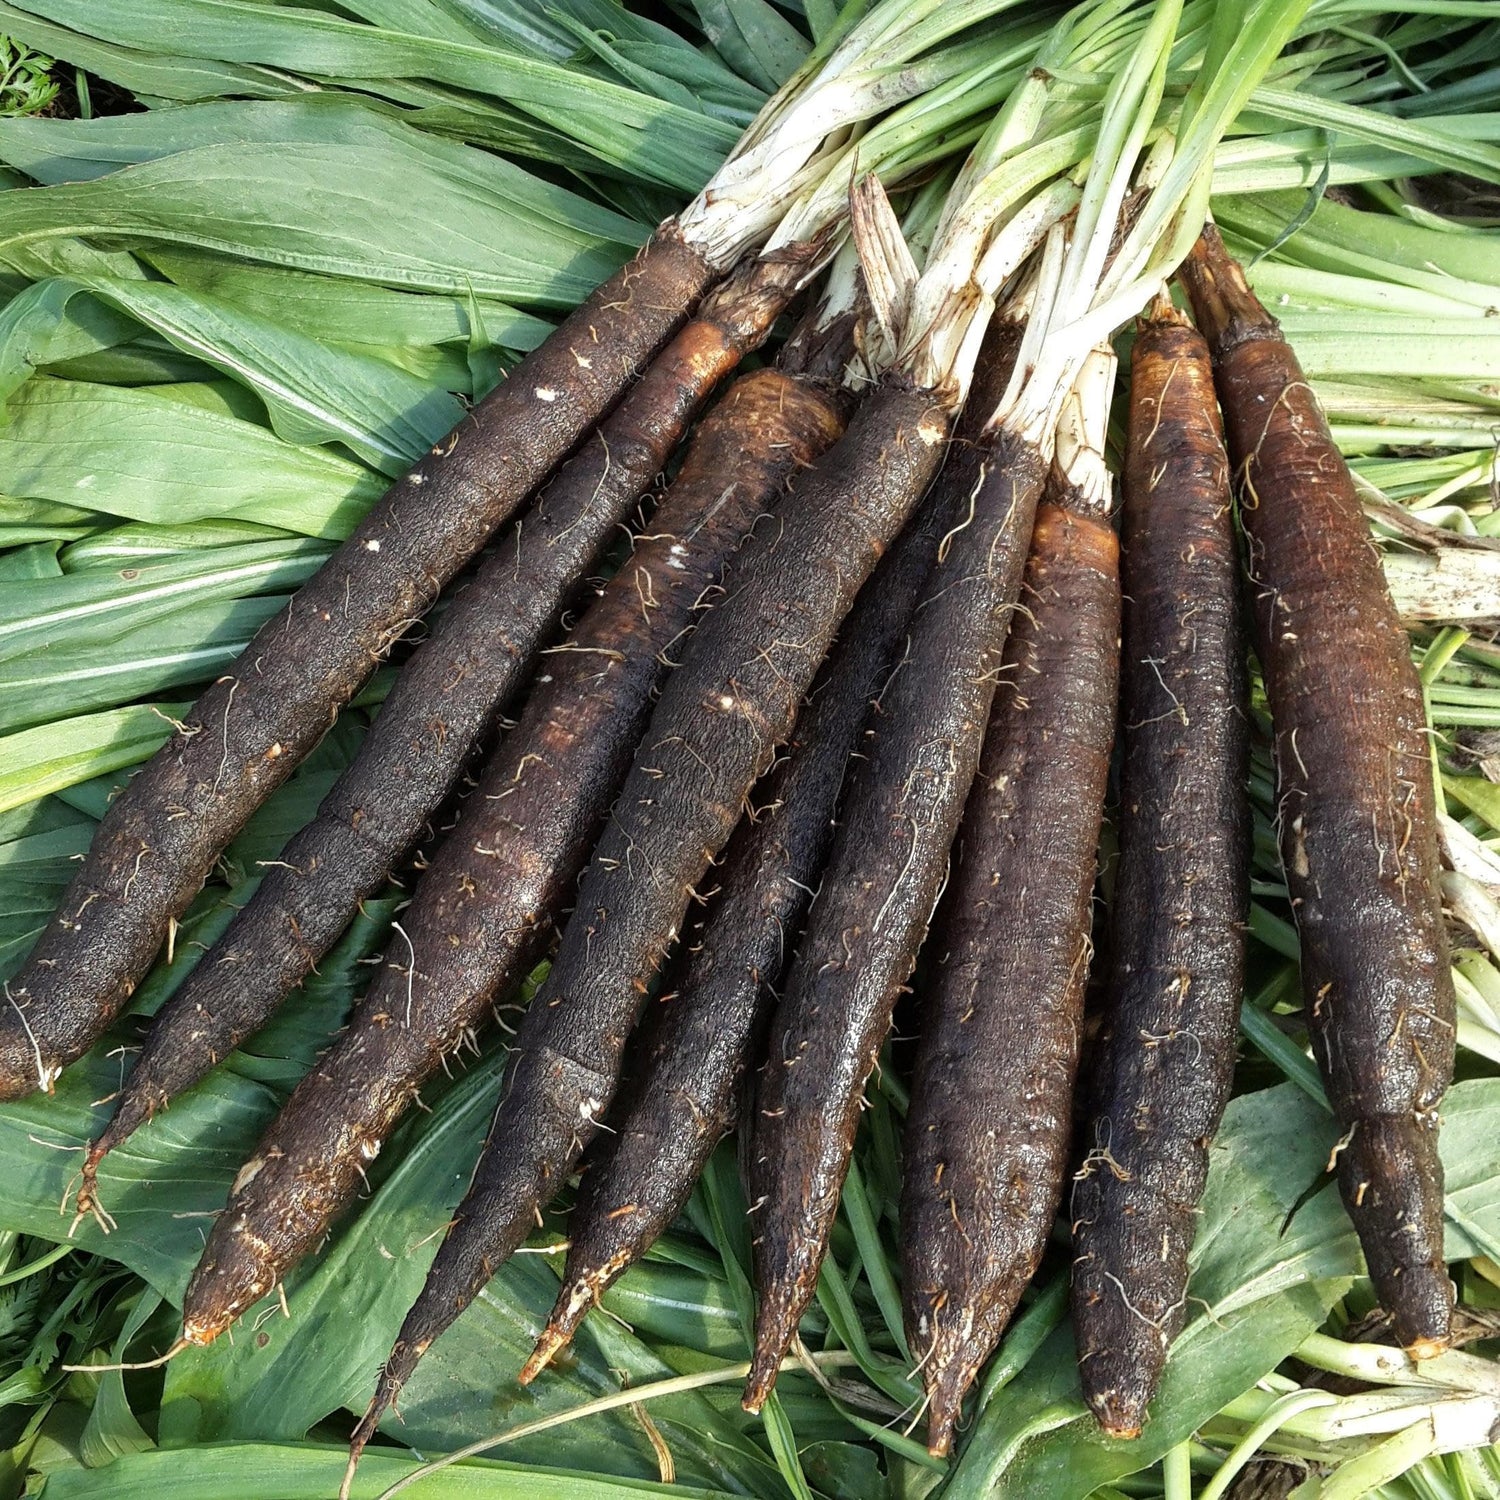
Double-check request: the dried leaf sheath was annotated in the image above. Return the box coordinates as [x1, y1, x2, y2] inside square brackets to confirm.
[1179, 225, 1455, 1357]
[346, 376, 954, 1462]
[1071, 300, 1248, 1439]
[178, 361, 846, 1342]
[525, 322, 1028, 1378]
[77, 251, 807, 1207]
[902, 490, 1120, 1455]
[0, 227, 717, 1101]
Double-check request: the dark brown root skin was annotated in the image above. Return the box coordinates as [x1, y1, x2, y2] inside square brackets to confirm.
[1180, 226, 1455, 1354]
[745, 413, 1049, 1417]
[902, 502, 1120, 1456]
[534, 392, 989, 1375]
[353, 376, 953, 1437]
[1070, 310, 1248, 1439]
[179, 366, 845, 1343]
[534, 322, 1030, 1378]
[0, 227, 717, 1103]
[76, 253, 807, 1208]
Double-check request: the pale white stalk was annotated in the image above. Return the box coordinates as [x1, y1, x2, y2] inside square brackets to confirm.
[849, 173, 921, 369]
[974, 180, 1084, 297]
[1295, 1332, 1500, 1396]
[677, 0, 1041, 266]
[913, 180, 1080, 400]
[989, 222, 1070, 432]
[1050, 344, 1118, 510]
[1054, 0, 1183, 327]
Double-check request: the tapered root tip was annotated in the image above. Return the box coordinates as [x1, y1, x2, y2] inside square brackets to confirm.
[918, 1345, 984, 1457]
[81, 1100, 144, 1192]
[72, 1145, 115, 1232]
[342, 1391, 390, 1500]
[344, 1338, 419, 1494]
[518, 1319, 574, 1386]
[925, 1410, 956, 1459]
[743, 1294, 804, 1413]
[521, 1270, 611, 1385]
[1337, 1115, 1453, 1357]
[1081, 1379, 1150, 1442]
[741, 1344, 785, 1415]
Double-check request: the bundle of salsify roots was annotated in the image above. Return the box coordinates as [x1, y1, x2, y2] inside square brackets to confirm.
[8, 0, 1458, 1480]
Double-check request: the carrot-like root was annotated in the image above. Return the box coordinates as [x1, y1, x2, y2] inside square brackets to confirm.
[177, 358, 846, 1353]
[1070, 295, 1247, 1439]
[344, 375, 953, 1475]
[526, 322, 1028, 1384]
[0, 228, 717, 1108]
[899, 345, 1121, 1455]
[744, 324, 1049, 1418]
[75, 250, 813, 1221]
[1179, 225, 1455, 1359]
[903, 496, 1120, 1456]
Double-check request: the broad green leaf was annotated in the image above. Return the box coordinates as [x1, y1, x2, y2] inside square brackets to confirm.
[59, 520, 297, 568]
[0, 133, 642, 309]
[550, 22, 739, 122]
[43, 340, 220, 389]
[0, 791, 94, 853]
[73, 275, 463, 469]
[0, 540, 61, 581]
[319, 0, 492, 46]
[0, 524, 92, 548]
[0, 93, 477, 185]
[0, 537, 337, 685]
[0, 381, 383, 536]
[0, 280, 138, 395]
[120, 377, 270, 424]
[77, 1290, 159, 1468]
[0, 231, 147, 285]
[595, 1260, 747, 1361]
[431, 0, 765, 122]
[0, 877, 67, 973]
[0, 276, 463, 472]
[688, 0, 810, 93]
[149, 248, 551, 357]
[0, 823, 93, 880]
[0, 702, 185, 814]
[0, 593, 284, 734]
[37, 1442, 740, 1499]
[0, 495, 98, 537]
[0, 0, 305, 102]
[7, 0, 737, 190]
